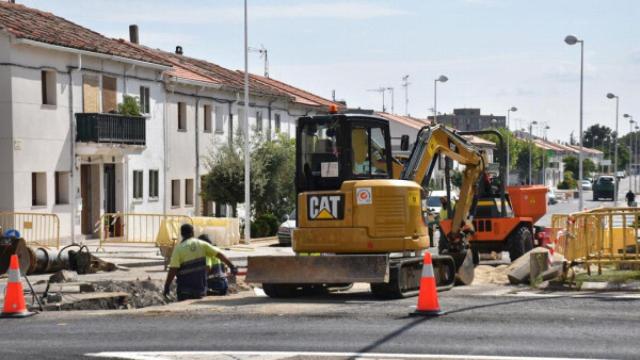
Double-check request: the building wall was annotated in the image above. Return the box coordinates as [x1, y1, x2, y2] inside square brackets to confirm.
[0, 34, 13, 211]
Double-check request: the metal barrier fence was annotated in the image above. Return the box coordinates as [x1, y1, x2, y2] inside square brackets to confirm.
[551, 208, 640, 273]
[99, 213, 193, 249]
[0, 212, 60, 248]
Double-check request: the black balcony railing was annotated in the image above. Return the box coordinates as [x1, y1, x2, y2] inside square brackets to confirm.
[76, 113, 146, 146]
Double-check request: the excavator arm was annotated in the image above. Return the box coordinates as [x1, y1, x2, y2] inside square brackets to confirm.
[401, 125, 486, 245]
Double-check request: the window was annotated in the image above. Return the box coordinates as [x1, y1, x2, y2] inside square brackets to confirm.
[149, 170, 159, 198]
[215, 202, 228, 217]
[31, 172, 47, 206]
[140, 86, 150, 114]
[256, 111, 263, 132]
[215, 106, 224, 133]
[178, 102, 187, 131]
[133, 170, 143, 200]
[203, 104, 212, 132]
[185, 179, 194, 206]
[274, 113, 281, 133]
[102, 75, 117, 113]
[41, 70, 56, 105]
[171, 180, 180, 207]
[54, 172, 69, 205]
[351, 126, 389, 177]
[237, 108, 245, 133]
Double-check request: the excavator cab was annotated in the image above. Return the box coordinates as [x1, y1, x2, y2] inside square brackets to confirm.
[296, 114, 394, 193]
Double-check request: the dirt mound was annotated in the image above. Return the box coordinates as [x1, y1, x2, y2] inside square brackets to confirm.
[92, 279, 171, 308]
[473, 264, 510, 285]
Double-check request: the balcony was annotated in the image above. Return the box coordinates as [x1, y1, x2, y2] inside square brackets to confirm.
[76, 113, 146, 146]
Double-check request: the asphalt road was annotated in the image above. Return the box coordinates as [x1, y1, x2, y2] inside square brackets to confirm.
[2, 286, 639, 359]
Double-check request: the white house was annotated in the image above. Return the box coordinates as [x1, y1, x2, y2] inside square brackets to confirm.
[0, 2, 344, 243]
[0, 1, 172, 242]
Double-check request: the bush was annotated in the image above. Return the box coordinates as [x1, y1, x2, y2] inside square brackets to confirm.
[117, 95, 141, 116]
[250, 213, 280, 238]
[558, 171, 577, 190]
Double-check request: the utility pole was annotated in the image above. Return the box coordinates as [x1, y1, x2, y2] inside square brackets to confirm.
[386, 87, 395, 114]
[401, 75, 410, 116]
[367, 87, 386, 112]
[248, 45, 269, 77]
[243, 0, 251, 243]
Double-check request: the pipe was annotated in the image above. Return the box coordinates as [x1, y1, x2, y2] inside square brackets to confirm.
[69, 53, 81, 245]
[195, 95, 201, 215]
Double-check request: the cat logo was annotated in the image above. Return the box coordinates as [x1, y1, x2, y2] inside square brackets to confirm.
[308, 194, 344, 220]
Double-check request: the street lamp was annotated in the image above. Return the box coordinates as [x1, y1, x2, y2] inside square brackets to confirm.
[634, 122, 640, 192]
[542, 125, 550, 186]
[529, 120, 538, 185]
[608, 92, 620, 206]
[624, 114, 634, 192]
[566, 34, 584, 210]
[506, 106, 517, 185]
[242, 0, 251, 243]
[433, 75, 448, 124]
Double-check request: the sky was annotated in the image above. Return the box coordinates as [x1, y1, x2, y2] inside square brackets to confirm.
[19, 0, 640, 142]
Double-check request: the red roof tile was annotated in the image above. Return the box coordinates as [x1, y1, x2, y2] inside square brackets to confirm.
[247, 73, 344, 109]
[0, 2, 170, 67]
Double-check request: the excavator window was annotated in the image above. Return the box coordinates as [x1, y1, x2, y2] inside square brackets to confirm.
[296, 115, 393, 193]
[351, 126, 389, 177]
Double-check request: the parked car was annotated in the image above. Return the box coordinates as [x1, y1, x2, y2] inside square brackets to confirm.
[592, 176, 615, 200]
[616, 171, 626, 179]
[277, 210, 296, 246]
[580, 180, 592, 191]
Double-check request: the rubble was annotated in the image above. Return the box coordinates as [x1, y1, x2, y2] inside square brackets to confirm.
[507, 247, 565, 285]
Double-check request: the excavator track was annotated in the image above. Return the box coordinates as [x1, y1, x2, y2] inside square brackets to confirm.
[370, 254, 457, 299]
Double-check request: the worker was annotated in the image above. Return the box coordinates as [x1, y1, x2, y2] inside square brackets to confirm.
[439, 196, 454, 220]
[163, 224, 237, 301]
[626, 190, 636, 207]
[198, 234, 229, 296]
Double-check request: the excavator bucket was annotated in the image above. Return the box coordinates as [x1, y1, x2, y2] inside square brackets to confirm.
[246, 254, 389, 284]
[451, 249, 475, 285]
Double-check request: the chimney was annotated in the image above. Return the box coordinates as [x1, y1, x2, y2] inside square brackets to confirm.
[129, 25, 139, 44]
[175, 46, 183, 55]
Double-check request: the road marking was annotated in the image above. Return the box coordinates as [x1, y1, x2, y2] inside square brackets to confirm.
[87, 350, 599, 360]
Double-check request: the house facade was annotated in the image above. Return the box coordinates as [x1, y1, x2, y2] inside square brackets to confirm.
[0, 2, 343, 242]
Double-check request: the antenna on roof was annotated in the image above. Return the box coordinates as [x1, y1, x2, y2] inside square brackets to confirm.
[402, 75, 410, 116]
[367, 87, 387, 113]
[248, 45, 269, 78]
[386, 87, 395, 114]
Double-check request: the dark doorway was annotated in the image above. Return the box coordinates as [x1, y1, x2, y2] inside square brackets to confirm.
[103, 164, 116, 213]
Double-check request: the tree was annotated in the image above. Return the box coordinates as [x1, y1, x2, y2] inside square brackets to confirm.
[583, 124, 612, 149]
[562, 156, 596, 180]
[515, 143, 543, 183]
[201, 131, 296, 225]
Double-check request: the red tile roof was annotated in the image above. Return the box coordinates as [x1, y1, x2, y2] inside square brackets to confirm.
[376, 112, 430, 130]
[0, 1, 170, 67]
[247, 73, 344, 109]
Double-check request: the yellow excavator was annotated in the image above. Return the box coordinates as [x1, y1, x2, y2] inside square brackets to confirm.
[246, 112, 487, 298]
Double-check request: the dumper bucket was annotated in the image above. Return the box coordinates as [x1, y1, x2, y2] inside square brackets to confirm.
[246, 254, 389, 284]
[507, 185, 548, 223]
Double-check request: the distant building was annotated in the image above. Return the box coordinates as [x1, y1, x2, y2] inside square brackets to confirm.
[428, 108, 506, 132]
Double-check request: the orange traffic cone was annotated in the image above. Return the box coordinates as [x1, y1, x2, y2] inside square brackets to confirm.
[410, 251, 445, 317]
[1, 254, 35, 318]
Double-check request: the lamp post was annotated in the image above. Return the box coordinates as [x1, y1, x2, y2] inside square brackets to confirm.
[635, 125, 639, 192]
[433, 75, 448, 124]
[608, 93, 620, 206]
[506, 107, 517, 185]
[542, 125, 550, 186]
[529, 120, 538, 185]
[243, 0, 251, 243]
[624, 114, 635, 192]
[566, 34, 584, 210]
